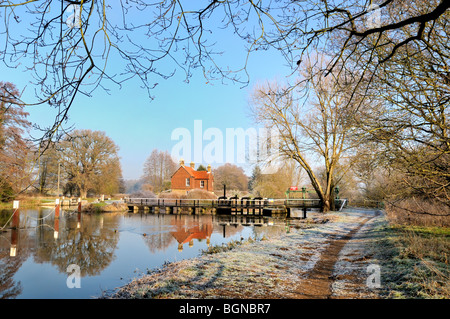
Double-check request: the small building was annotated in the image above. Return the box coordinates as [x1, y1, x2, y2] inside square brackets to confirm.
[171, 160, 214, 195]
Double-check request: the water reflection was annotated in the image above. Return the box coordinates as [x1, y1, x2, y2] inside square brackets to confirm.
[32, 213, 119, 277]
[0, 208, 289, 299]
[170, 216, 213, 252]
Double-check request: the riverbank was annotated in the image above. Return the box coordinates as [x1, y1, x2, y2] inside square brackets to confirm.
[106, 208, 386, 299]
[81, 201, 129, 213]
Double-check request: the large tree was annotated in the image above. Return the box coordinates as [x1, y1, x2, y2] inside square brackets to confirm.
[35, 141, 60, 195]
[0, 82, 32, 200]
[142, 149, 177, 193]
[58, 129, 122, 198]
[250, 160, 304, 198]
[250, 62, 360, 211]
[213, 163, 248, 193]
[351, 2, 450, 207]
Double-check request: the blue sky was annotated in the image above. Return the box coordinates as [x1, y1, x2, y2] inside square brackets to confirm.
[0, 5, 295, 180]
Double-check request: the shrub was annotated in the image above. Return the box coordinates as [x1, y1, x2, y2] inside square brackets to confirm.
[386, 198, 450, 227]
[186, 189, 217, 200]
[0, 179, 15, 202]
[129, 190, 156, 198]
[158, 192, 186, 199]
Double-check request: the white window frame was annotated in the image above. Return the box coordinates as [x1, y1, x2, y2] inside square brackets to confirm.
[200, 180, 205, 188]
[186, 178, 190, 187]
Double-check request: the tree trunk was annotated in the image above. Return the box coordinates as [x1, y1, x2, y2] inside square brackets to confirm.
[79, 185, 87, 199]
[321, 192, 336, 212]
[322, 199, 331, 212]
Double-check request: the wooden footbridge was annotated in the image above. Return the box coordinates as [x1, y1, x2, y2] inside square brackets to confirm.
[124, 196, 348, 218]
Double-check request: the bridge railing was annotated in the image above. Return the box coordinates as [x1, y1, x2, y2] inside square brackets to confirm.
[124, 197, 325, 207]
[124, 197, 348, 212]
[124, 198, 220, 207]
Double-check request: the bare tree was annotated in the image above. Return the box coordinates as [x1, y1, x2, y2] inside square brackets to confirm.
[349, 1, 450, 207]
[213, 163, 248, 192]
[142, 149, 177, 193]
[251, 159, 304, 198]
[250, 61, 360, 211]
[35, 141, 60, 195]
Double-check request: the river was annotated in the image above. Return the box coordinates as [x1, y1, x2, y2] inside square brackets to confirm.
[0, 207, 290, 299]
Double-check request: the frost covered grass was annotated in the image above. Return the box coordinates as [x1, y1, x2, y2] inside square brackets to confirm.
[369, 224, 450, 299]
[105, 208, 450, 299]
[110, 233, 320, 299]
[107, 209, 381, 299]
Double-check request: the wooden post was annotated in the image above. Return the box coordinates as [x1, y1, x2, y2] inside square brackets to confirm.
[54, 218, 59, 239]
[77, 198, 82, 213]
[77, 211, 81, 229]
[10, 201, 20, 257]
[10, 227, 18, 257]
[55, 198, 60, 219]
[12, 201, 20, 229]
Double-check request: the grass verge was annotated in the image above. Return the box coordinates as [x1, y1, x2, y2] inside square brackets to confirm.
[372, 224, 450, 298]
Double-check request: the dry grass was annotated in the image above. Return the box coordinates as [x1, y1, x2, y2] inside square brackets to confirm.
[82, 202, 129, 212]
[158, 192, 186, 199]
[385, 198, 450, 227]
[186, 189, 218, 200]
[381, 198, 450, 297]
[372, 223, 450, 299]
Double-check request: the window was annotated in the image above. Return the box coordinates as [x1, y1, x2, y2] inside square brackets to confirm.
[200, 180, 205, 188]
[186, 178, 190, 187]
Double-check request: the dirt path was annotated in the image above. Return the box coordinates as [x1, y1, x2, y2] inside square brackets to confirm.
[293, 213, 377, 298]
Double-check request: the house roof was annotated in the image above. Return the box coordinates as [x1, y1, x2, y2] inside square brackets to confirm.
[173, 166, 213, 180]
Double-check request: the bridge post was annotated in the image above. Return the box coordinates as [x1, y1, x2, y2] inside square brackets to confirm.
[55, 198, 60, 219]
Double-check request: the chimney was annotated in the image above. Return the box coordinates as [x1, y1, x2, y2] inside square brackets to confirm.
[207, 164, 211, 173]
[190, 162, 195, 169]
[180, 159, 185, 167]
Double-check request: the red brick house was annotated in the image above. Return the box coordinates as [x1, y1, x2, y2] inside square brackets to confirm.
[171, 160, 214, 194]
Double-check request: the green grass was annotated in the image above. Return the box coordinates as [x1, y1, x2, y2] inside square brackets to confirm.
[372, 224, 450, 299]
[393, 224, 450, 237]
[0, 198, 44, 209]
